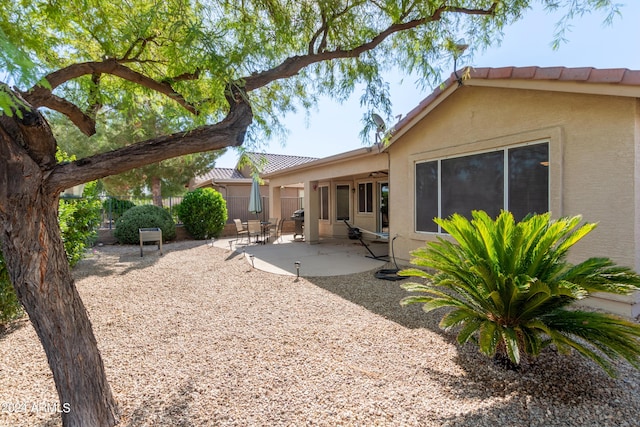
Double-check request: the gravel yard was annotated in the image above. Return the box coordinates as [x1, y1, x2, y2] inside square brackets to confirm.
[1, 241, 639, 426]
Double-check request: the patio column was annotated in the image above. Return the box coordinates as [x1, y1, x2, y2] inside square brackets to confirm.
[304, 180, 319, 244]
[269, 184, 282, 221]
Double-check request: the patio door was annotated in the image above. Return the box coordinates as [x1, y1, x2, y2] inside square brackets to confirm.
[379, 182, 389, 233]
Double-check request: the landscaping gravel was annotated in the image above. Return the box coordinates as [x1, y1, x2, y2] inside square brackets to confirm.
[1, 240, 639, 426]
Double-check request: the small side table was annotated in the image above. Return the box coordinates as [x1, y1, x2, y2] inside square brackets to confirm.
[139, 228, 163, 257]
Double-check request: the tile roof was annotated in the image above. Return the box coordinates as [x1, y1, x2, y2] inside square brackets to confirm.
[244, 152, 319, 174]
[391, 66, 640, 142]
[193, 152, 319, 187]
[196, 168, 246, 184]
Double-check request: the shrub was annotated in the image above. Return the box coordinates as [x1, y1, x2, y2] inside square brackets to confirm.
[59, 182, 102, 267]
[102, 197, 135, 221]
[400, 210, 640, 377]
[0, 251, 23, 325]
[177, 188, 227, 239]
[114, 204, 176, 244]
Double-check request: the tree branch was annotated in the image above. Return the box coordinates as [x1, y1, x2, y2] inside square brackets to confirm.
[21, 59, 199, 136]
[244, 3, 497, 91]
[45, 87, 253, 193]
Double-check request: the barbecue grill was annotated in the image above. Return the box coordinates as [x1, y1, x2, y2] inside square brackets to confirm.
[291, 209, 304, 239]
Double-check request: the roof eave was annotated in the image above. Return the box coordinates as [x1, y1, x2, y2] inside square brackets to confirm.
[263, 146, 381, 178]
[385, 66, 640, 150]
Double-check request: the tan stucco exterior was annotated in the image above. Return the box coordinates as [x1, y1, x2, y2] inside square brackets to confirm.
[386, 83, 640, 317]
[265, 147, 389, 242]
[265, 69, 640, 317]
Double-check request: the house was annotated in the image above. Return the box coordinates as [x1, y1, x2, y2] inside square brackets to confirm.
[192, 152, 318, 223]
[265, 66, 640, 318]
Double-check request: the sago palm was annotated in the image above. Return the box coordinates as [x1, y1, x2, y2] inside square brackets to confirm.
[400, 210, 640, 377]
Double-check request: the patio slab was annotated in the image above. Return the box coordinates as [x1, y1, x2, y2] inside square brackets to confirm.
[213, 234, 388, 276]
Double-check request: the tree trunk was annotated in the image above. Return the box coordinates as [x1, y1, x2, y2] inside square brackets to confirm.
[0, 111, 119, 426]
[151, 176, 163, 207]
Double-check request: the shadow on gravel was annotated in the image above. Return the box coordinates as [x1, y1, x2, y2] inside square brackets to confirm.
[305, 270, 444, 331]
[0, 318, 27, 341]
[123, 380, 197, 427]
[305, 270, 640, 426]
[72, 241, 205, 279]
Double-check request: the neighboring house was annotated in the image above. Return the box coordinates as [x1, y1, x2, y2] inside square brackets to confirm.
[192, 152, 318, 222]
[266, 66, 640, 318]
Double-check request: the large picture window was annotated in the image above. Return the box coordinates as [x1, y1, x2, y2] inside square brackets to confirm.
[416, 142, 549, 232]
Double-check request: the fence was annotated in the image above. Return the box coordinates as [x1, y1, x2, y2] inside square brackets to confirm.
[225, 196, 303, 223]
[100, 196, 183, 229]
[100, 195, 304, 229]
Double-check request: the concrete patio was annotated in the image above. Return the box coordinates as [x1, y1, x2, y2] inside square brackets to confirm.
[212, 233, 390, 277]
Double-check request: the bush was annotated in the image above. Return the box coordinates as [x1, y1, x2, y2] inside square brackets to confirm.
[114, 205, 176, 244]
[177, 188, 227, 239]
[0, 251, 23, 325]
[400, 210, 640, 377]
[102, 197, 135, 221]
[59, 182, 102, 267]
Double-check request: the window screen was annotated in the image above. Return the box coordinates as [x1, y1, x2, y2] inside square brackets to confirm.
[415, 161, 438, 232]
[441, 151, 504, 220]
[336, 185, 350, 220]
[358, 182, 373, 213]
[508, 144, 549, 221]
[415, 142, 549, 232]
[320, 186, 329, 220]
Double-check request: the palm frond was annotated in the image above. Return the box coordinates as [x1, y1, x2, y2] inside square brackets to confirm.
[400, 210, 640, 377]
[478, 320, 500, 358]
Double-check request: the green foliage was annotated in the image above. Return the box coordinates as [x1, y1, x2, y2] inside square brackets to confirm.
[56, 151, 102, 267]
[2, 1, 623, 145]
[114, 205, 176, 244]
[50, 107, 223, 198]
[1, 155, 102, 324]
[59, 197, 102, 267]
[400, 210, 640, 377]
[0, 251, 23, 324]
[102, 197, 136, 221]
[177, 188, 228, 240]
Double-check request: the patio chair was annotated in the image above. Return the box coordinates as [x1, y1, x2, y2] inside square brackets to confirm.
[343, 219, 389, 260]
[233, 219, 249, 244]
[267, 218, 279, 242]
[247, 219, 262, 244]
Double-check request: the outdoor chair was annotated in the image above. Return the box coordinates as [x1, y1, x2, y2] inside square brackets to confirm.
[247, 219, 262, 244]
[233, 219, 249, 244]
[267, 218, 279, 242]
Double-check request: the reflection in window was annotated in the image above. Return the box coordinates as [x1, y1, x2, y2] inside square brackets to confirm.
[320, 186, 329, 220]
[358, 182, 373, 213]
[336, 185, 350, 221]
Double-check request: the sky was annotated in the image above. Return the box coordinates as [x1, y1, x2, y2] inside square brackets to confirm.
[215, 2, 640, 168]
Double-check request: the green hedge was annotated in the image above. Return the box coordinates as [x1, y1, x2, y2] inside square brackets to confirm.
[114, 205, 176, 244]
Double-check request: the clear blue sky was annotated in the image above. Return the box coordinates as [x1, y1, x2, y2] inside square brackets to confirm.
[215, 2, 640, 168]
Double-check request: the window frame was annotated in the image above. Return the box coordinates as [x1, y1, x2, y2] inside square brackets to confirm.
[335, 184, 351, 221]
[319, 185, 329, 221]
[415, 141, 550, 234]
[358, 181, 374, 214]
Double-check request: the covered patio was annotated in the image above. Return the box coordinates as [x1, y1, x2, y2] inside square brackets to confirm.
[263, 146, 390, 245]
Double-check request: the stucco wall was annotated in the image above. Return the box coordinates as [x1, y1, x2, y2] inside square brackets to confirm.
[267, 149, 388, 240]
[387, 85, 639, 316]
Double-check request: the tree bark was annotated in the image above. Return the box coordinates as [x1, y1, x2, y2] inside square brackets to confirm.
[151, 176, 163, 207]
[0, 108, 118, 426]
[0, 84, 252, 427]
